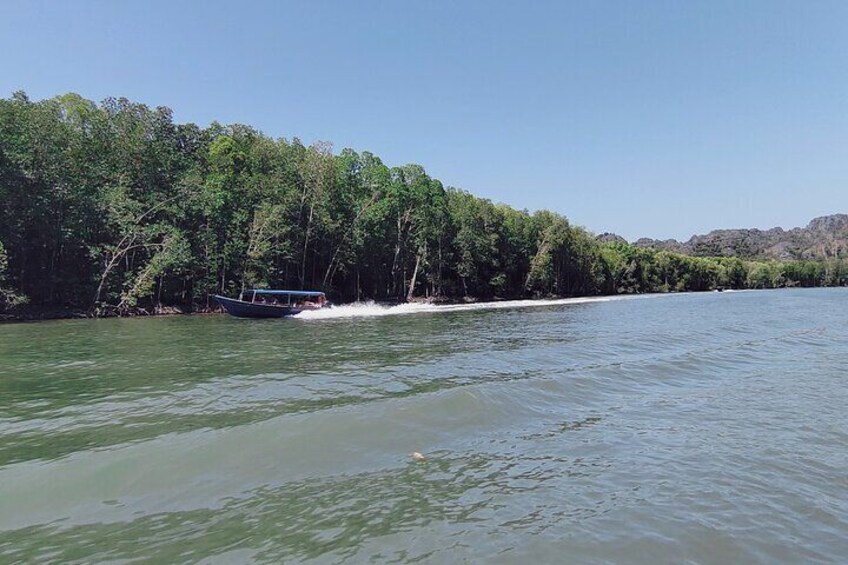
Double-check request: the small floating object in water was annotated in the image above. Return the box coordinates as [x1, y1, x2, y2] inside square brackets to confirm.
[411, 451, 426, 461]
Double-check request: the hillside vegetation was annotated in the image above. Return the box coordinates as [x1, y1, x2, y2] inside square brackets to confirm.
[633, 215, 848, 260]
[1, 92, 846, 317]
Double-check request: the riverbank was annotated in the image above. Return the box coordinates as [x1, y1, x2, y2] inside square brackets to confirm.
[0, 293, 564, 323]
[0, 290, 716, 323]
[0, 304, 222, 323]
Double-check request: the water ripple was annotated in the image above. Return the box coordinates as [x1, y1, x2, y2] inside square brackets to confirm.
[1, 289, 848, 562]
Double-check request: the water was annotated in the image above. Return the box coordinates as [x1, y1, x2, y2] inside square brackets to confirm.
[1, 289, 846, 563]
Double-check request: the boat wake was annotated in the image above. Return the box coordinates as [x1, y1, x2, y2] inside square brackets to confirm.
[294, 294, 655, 320]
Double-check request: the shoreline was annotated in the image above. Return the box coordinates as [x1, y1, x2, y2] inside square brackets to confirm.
[0, 304, 219, 324]
[0, 288, 784, 324]
[0, 294, 596, 323]
[4, 287, 842, 324]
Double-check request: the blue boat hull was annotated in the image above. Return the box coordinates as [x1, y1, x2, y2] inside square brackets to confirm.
[214, 295, 306, 318]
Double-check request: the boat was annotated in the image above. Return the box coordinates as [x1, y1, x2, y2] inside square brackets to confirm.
[214, 289, 330, 318]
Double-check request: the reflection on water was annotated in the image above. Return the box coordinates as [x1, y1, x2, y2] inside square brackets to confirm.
[1, 289, 848, 562]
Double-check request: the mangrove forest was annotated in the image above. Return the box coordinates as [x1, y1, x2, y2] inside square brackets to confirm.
[1, 92, 846, 317]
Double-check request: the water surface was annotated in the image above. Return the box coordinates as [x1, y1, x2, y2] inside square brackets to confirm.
[1, 289, 846, 563]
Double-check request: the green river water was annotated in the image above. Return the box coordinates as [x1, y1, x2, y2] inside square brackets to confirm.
[1, 289, 847, 563]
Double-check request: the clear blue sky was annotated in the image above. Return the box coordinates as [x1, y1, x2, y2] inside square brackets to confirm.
[2, 0, 847, 240]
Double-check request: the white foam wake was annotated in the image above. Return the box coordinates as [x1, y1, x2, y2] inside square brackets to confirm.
[294, 294, 655, 320]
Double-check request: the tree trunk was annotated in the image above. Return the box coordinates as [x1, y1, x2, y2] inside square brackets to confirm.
[322, 192, 379, 288]
[407, 252, 421, 301]
[300, 200, 315, 287]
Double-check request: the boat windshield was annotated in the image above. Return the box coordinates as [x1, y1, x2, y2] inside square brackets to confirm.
[243, 290, 326, 306]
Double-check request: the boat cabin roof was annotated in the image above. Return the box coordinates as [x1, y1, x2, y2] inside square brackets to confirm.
[247, 289, 325, 297]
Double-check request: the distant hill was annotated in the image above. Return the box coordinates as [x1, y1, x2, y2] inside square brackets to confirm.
[595, 232, 628, 244]
[628, 214, 848, 260]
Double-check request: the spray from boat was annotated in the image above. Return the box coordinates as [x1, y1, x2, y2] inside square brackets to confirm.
[294, 294, 659, 320]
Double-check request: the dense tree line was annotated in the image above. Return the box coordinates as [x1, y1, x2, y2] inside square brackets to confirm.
[0, 92, 846, 316]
